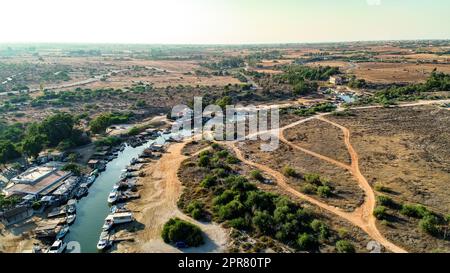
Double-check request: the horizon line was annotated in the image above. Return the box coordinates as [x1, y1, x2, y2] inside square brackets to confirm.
[1, 38, 450, 47]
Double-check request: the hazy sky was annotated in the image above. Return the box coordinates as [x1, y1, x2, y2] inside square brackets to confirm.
[1, 0, 449, 44]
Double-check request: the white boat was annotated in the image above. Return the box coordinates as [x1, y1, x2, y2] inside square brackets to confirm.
[107, 190, 118, 204]
[102, 212, 134, 230]
[112, 183, 120, 191]
[66, 205, 76, 214]
[97, 231, 111, 250]
[47, 240, 67, 253]
[56, 226, 70, 240]
[66, 214, 76, 225]
[86, 175, 96, 186]
[102, 218, 114, 231]
[110, 204, 128, 214]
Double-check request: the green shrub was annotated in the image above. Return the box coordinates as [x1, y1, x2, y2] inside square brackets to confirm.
[297, 233, 317, 251]
[310, 220, 330, 241]
[376, 195, 396, 208]
[282, 165, 297, 177]
[317, 185, 332, 198]
[304, 173, 321, 185]
[199, 150, 211, 157]
[300, 184, 317, 194]
[373, 206, 388, 220]
[400, 204, 431, 218]
[250, 170, 264, 181]
[200, 175, 217, 188]
[217, 200, 245, 221]
[336, 240, 356, 253]
[161, 218, 204, 247]
[211, 143, 221, 150]
[419, 215, 439, 235]
[213, 168, 228, 178]
[198, 155, 210, 167]
[225, 155, 239, 164]
[374, 182, 390, 193]
[228, 217, 251, 230]
[216, 150, 229, 158]
[252, 211, 274, 235]
[186, 201, 206, 220]
[61, 163, 81, 176]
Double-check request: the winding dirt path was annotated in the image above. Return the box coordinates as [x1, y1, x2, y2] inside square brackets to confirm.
[226, 114, 408, 253]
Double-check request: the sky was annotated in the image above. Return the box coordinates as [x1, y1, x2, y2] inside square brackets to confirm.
[1, 0, 449, 44]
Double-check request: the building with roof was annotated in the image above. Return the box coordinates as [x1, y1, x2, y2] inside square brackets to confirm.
[3, 166, 71, 197]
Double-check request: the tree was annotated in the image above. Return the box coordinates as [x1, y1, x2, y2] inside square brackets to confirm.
[216, 96, 232, 110]
[128, 127, 140, 136]
[61, 163, 81, 176]
[400, 204, 431, 218]
[293, 81, 317, 95]
[310, 220, 329, 241]
[21, 134, 46, 158]
[419, 215, 439, 235]
[40, 113, 75, 147]
[200, 175, 216, 188]
[336, 240, 356, 253]
[198, 155, 210, 167]
[217, 200, 245, 221]
[161, 218, 204, 247]
[297, 233, 317, 251]
[373, 206, 388, 220]
[282, 165, 297, 177]
[249, 170, 264, 181]
[317, 185, 332, 198]
[0, 141, 20, 163]
[252, 211, 274, 235]
[376, 195, 395, 208]
[186, 201, 206, 221]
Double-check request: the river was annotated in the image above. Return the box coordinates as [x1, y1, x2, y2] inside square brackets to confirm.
[65, 137, 166, 253]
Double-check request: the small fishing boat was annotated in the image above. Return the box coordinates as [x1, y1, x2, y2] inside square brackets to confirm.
[90, 169, 99, 177]
[75, 186, 88, 199]
[86, 175, 96, 186]
[56, 226, 70, 240]
[66, 204, 76, 214]
[47, 240, 67, 253]
[110, 204, 128, 214]
[102, 218, 114, 231]
[107, 190, 118, 204]
[67, 214, 76, 225]
[97, 231, 111, 251]
[66, 199, 77, 214]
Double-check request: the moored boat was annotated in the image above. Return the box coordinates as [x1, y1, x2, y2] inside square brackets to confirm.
[56, 226, 70, 240]
[66, 214, 76, 225]
[107, 190, 118, 204]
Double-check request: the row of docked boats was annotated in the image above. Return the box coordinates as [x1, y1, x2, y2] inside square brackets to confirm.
[97, 207, 134, 250]
[40, 171, 99, 253]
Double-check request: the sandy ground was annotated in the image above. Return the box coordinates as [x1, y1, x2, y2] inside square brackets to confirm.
[0, 219, 38, 253]
[116, 142, 228, 253]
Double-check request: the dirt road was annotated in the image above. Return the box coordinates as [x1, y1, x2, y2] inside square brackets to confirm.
[226, 110, 410, 253]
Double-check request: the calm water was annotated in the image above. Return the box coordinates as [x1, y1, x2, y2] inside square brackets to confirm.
[65, 129, 193, 253]
[66, 137, 166, 253]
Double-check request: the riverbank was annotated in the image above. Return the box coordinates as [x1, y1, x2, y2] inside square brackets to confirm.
[115, 142, 229, 253]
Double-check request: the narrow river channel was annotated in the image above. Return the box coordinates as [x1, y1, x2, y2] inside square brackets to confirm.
[65, 137, 165, 253]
